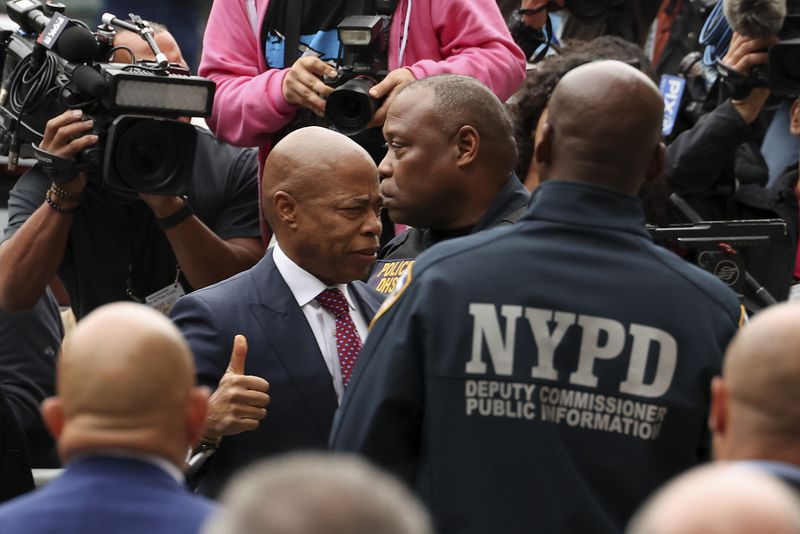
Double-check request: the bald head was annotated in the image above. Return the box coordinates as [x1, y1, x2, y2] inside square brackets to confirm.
[400, 75, 517, 174]
[44, 303, 207, 466]
[263, 127, 382, 285]
[536, 60, 664, 194]
[711, 303, 800, 462]
[204, 453, 433, 534]
[262, 127, 375, 230]
[628, 464, 800, 534]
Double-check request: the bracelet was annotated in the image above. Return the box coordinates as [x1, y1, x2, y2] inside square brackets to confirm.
[45, 188, 78, 215]
[156, 199, 193, 231]
[49, 183, 84, 202]
[198, 435, 221, 451]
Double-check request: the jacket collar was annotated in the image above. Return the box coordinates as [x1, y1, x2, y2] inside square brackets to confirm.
[473, 172, 531, 232]
[524, 180, 650, 238]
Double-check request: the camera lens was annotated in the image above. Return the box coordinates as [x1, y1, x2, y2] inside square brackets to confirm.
[103, 116, 196, 196]
[326, 77, 382, 135]
[115, 120, 179, 191]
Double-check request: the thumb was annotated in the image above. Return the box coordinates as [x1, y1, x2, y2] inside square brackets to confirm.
[227, 334, 248, 374]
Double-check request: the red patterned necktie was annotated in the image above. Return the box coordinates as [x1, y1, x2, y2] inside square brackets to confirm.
[316, 288, 363, 387]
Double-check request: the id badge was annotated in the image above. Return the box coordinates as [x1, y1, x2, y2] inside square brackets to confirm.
[145, 283, 185, 315]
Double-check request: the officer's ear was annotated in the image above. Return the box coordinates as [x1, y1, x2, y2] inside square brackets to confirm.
[534, 122, 554, 180]
[643, 142, 666, 184]
[790, 98, 800, 136]
[273, 191, 299, 229]
[709, 376, 730, 458]
[454, 125, 480, 169]
[41, 397, 64, 440]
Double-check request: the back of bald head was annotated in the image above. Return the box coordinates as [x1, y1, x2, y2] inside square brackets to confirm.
[402, 75, 517, 177]
[204, 453, 433, 534]
[58, 302, 195, 425]
[722, 303, 800, 442]
[261, 127, 376, 233]
[544, 60, 664, 193]
[627, 463, 800, 534]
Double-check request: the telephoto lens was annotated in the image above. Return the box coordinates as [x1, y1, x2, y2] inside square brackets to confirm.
[325, 77, 382, 135]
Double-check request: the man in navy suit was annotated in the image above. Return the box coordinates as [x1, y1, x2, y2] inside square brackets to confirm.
[0, 302, 215, 533]
[171, 126, 384, 496]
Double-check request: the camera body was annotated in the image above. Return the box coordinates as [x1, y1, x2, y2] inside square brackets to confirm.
[324, 15, 389, 135]
[0, 0, 215, 196]
[747, 0, 800, 95]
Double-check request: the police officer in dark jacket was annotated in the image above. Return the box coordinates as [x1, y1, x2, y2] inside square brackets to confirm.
[368, 75, 530, 295]
[331, 61, 742, 534]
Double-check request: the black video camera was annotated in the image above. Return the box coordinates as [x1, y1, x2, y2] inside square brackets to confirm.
[0, 0, 215, 196]
[763, 0, 800, 95]
[324, 14, 389, 135]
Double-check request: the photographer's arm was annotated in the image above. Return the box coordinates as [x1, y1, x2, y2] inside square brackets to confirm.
[199, 0, 306, 147]
[665, 33, 774, 197]
[0, 112, 96, 312]
[140, 194, 264, 290]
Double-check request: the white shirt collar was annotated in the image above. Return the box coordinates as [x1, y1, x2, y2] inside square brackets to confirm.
[273, 242, 358, 310]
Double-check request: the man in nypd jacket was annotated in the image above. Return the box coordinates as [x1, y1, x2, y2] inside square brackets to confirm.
[331, 61, 741, 534]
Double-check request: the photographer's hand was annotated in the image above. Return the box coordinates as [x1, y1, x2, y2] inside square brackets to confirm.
[40, 110, 98, 163]
[0, 110, 97, 311]
[721, 32, 778, 124]
[39, 110, 99, 193]
[367, 68, 416, 128]
[282, 57, 337, 117]
[139, 194, 185, 218]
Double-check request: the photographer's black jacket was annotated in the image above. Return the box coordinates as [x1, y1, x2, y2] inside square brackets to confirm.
[332, 181, 741, 534]
[3, 127, 261, 319]
[666, 99, 798, 301]
[367, 174, 529, 294]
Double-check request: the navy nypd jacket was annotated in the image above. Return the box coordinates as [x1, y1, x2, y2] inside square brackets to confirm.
[331, 180, 742, 534]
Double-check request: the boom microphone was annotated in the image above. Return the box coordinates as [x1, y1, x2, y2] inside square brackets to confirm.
[723, 0, 787, 38]
[53, 25, 99, 63]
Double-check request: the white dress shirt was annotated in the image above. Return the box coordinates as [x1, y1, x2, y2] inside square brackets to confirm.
[272, 243, 369, 403]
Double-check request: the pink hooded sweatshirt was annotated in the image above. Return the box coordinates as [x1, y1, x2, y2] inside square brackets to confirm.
[199, 0, 527, 167]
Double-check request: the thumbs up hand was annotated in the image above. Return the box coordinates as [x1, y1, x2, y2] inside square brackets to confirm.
[203, 335, 271, 440]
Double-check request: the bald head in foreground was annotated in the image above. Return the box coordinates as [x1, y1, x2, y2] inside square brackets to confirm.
[329, 60, 741, 534]
[45, 303, 208, 467]
[535, 59, 665, 195]
[0, 302, 215, 534]
[710, 302, 800, 489]
[203, 453, 433, 534]
[170, 126, 385, 496]
[628, 464, 800, 534]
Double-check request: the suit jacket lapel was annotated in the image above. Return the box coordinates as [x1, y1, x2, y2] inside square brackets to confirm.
[247, 251, 338, 440]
